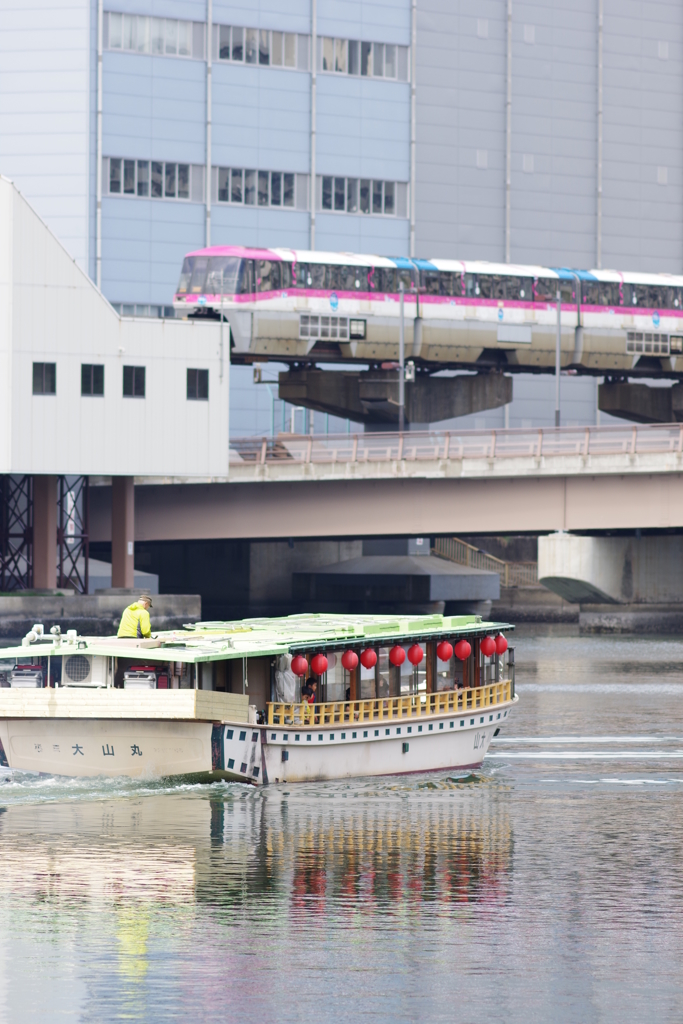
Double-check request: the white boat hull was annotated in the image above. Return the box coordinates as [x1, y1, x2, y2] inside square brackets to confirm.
[221, 697, 518, 785]
[0, 718, 215, 779]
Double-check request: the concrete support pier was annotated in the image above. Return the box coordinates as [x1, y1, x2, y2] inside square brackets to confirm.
[33, 475, 57, 590]
[111, 476, 135, 589]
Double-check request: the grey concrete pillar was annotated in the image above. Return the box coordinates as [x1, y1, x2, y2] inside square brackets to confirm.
[33, 475, 57, 590]
[111, 476, 134, 589]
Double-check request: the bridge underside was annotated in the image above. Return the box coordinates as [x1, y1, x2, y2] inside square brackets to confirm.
[277, 368, 512, 425]
[90, 472, 683, 544]
[599, 381, 683, 424]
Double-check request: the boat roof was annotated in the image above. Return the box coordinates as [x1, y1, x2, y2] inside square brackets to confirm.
[3, 613, 514, 665]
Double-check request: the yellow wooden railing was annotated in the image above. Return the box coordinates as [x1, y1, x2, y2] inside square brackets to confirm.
[267, 680, 513, 726]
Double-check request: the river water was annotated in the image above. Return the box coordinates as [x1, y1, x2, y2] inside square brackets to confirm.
[1, 629, 683, 1023]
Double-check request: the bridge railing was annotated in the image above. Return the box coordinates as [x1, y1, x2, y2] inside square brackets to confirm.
[230, 423, 683, 466]
[267, 680, 513, 726]
[433, 537, 538, 587]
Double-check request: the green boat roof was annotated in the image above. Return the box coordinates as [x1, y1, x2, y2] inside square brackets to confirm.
[2, 613, 514, 665]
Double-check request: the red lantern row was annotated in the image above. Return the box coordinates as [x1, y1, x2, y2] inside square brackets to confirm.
[295, 635, 506, 678]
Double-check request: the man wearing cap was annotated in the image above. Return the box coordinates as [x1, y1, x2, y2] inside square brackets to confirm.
[117, 596, 153, 639]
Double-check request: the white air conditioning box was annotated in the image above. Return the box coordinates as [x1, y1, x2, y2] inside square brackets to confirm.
[62, 654, 110, 688]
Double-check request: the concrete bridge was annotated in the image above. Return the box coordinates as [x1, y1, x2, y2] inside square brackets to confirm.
[90, 423, 683, 543]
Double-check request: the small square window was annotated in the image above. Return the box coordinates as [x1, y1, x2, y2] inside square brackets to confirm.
[259, 29, 270, 65]
[373, 42, 384, 76]
[123, 365, 145, 398]
[318, 734, 323, 740]
[231, 168, 243, 203]
[295, 734, 300, 741]
[307, 734, 312, 741]
[407, 726, 412, 734]
[439, 722, 444, 729]
[284, 33, 296, 67]
[178, 164, 190, 199]
[33, 362, 56, 395]
[385, 728, 390, 736]
[460, 720, 464, 727]
[352, 732, 357, 738]
[322, 36, 334, 71]
[347, 178, 358, 213]
[322, 176, 333, 211]
[384, 44, 397, 78]
[109, 158, 122, 194]
[245, 169, 256, 205]
[165, 163, 177, 198]
[283, 172, 295, 207]
[187, 368, 208, 401]
[450, 721, 454, 728]
[232, 26, 244, 61]
[245, 27, 258, 64]
[360, 179, 370, 214]
[372, 180, 383, 214]
[396, 727, 401, 735]
[271, 30, 283, 65]
[81, 364, 104, 396]
[384, 181, 395, 215]
[219, 24, 231, 60]
[428, 723, 433, 731]
[271, 171, 282, 206]
[341, 732, 346, 739]
[270, 732, 275, 740]
[329, 734, 334, 740]
[360, 40, 372, 76]
[348, 40, 359, 75]
[137, 160, 149, 197]
[334, 176, 345, 211]
[218, 167, 229, 203]
[151, 161, 163, 198]
[418, 725, 422, 732]
[123, 159, 135, 194]
[363, 731, 368, 738]
[227, 757, 235, 769]
[227, 730, 234, 739]
[374, 730, 379, 737]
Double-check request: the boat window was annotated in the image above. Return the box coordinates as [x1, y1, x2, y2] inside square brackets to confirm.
[176, 257, 194, 294]
[377, 648, 393, 698]
[359, 655, 376, 699]
[436, 650, 464, 691]
[322, 653, 347, 702]
[204, 256, 243, 294]
[256, 259, 282, 291]
[189, 256, 209, 293]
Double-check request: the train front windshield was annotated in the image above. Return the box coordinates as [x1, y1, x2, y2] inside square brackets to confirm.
[176, 256, 244, 295]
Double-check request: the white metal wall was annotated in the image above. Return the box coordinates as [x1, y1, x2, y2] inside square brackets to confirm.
[0, 177, 228, 477]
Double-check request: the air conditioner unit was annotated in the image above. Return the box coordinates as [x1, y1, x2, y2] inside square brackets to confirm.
[62, 654, 110, 688]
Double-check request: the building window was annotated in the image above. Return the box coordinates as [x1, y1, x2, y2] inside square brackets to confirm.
[318, 176, 407, 218]
[214, 168, 307, 210]
[105, 13, 205, 60]
[123, 366, 145, 398]
[104, 159, 204, 202]
[319, 37, 409, 80]
[215, 26, 310, 70]
[187, 369, 209, 401]
[33, 363, 56, 395]
[81, 364, 104, 396]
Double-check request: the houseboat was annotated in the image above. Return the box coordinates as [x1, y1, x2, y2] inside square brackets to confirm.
[0, 613, 516, 784]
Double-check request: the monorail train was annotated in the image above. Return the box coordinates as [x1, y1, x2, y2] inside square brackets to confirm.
[174, 246, 683, 378]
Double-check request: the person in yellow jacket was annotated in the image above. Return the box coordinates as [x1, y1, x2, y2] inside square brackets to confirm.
[117, 596, 153, 639]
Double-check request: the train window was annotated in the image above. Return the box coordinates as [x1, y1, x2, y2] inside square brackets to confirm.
[420, 271, 440, 295]
[438, 272, 462, 297]
[176, 257, 194, 294]
[340, 266, 360, 290]
[379, 268, 397, 292]
[189, 257, 208, 293]
[559, 280, 575, 304]
[582, 281, 621, 306]
[204, 257, 243, 294]
[294, 263, 309, 287]
[476, 275, 504, 300]
[465, 274, 479, 298]
[534, 278, 556, 302]
[239, 260, 254, 294]
[256, 260, 281, 291]
[505, 277, 533, 300]
[308, 264, 326, 289]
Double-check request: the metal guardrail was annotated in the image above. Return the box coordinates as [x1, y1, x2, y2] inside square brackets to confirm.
[433, 537, 538, 587]
[230, 422, 683, 467]
[267, 680, 512, 726]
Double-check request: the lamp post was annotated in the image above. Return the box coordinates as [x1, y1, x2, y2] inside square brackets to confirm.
[399, 280, 405, 434]
[555, 287, 561, 427]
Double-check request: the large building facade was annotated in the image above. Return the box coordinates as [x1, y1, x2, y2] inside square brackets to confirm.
[1, 0, 680, 433]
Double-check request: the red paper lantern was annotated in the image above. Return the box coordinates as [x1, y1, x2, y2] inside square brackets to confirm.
[341, 649, 359, 671]
[389, 645, 406, 666]
[495, 633, 508, 655]
[310, 653, 329, 676]
[454, 639, 471, 661]
[291, 654, 308, 676]
[407, 644, 424, 666]
[480, 636, 496, 657]
[436, 640, 453, 662]
[360, 648, 377, 669]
